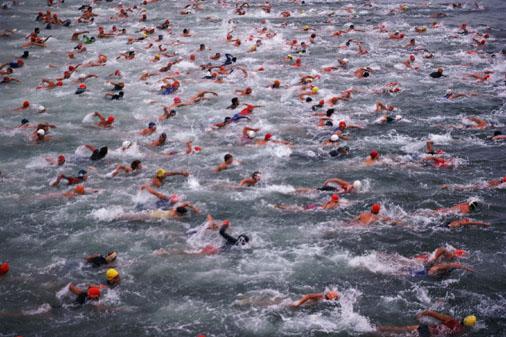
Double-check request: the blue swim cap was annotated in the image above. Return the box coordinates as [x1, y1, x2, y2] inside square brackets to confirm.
[78, 169, 87, 177]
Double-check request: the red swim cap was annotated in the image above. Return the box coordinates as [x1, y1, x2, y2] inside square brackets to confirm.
[79, 83, 87, 89]
[319, 100, 324, 106]
[223, 220, 230, 225]
[190, 54, 196, 61]
[370, 150, 379, 159]
[453, 249, 466, 257]
[331, 194, 339, 201]
[56, 80, 63, 87]
[0, 262, 9, 275]
[409, 54, 415, 61]
[339, 121, 347, 129]
[502, 176, 506, 183]
[87, 287, 101, 299]
[107, 116, 115, 123]
[264, 133, 272, 140]
[174, 96, 181, 104]
[58, 155, 65, 162]
[371, 203, 381, 214]
[68, 66, 76, 71]
[22, 100, 30, 108]
[194, 146, 201, 152]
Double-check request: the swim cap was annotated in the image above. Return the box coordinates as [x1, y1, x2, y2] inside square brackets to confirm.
[129, 47, 135, 52]
[174, 96, 181, 104]
[156, 168, 166, 178]
[0, 262, 9, 275]
[148, 121, 156, 128]
[370, 150, 379, 159]
[78, 169, 87, 177]
[56, 80, 63, 87]
[78, 73, 86, 79]
[223, 220, 230, 225]
[463, 315, 476, 327]
[106, 268, 119, 281]
[371, 203, 381, 214]
[502, 176, 506, 183]
[330, 134, 339, 142]
[194, 146, 201, 152]
[331, 194, 339, 201]
[74, 185, 85, 194]
[21, 118, 29, 124]
[339, 121, 347, 129]
[122, 140, 132, 149]
[87, 287, 101, 299]
[303, 25, 310, 31]
[246, 130, 256, 139]
[287, 54, 293, 59]
[311, 86, 319, 94]
[37, 129, 45, 136]
[264, 133, 272, 140]
[319, 100, 324, 106]
[22, 100, 30, 108]
[352, 180, 362, 191]
[107, 116, 115, 123]
[58, 155, 65, 162]
[79, 83, 87, 90]
[453, 249, 466, 257]
[325, 290, 338, 300]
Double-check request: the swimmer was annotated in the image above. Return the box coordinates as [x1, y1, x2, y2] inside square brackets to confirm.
[51, 169, 88, 187]
[92, 112, 115, 128]
[68, 283, 106, 305]
[447, 218, 490, 229]
[159, 108, 176, 121]
[149, 168, 189, 188]
[85, 251, 117, 267]
[441, 176, 505, 190]
[239, 171, 261, 187]
[319, 178, 362, 193]
[84, 145, 108, 161]
[364, 150, 381, 166]
[214, 153, 236, 172]
[45, 154, 65, 166]
[139, 122, 157, 136]
[119, 202, 199, 221]
[105, 91, 124, 100]
[105, 268, 120, 287]
[435, 200, 479, 215]
[110, 160, 142, 177]
[377, 311, 477, 336]
[291, 290, 340, 308]
[430, 67, 445, 78]
[352, 203, 395, 226]
[148, 133, 167, 147]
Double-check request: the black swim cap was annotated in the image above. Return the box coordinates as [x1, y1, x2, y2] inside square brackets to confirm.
[363, 72, 369, 77]
[493, 131, 502, 136]
[176, 206, 188, 215]
[305, 97, 313, 103]
[237, 234, 249, 244]
[21, 118, 29, 124]
[325, 120, 333, 126]
[131, 160, 141, 170]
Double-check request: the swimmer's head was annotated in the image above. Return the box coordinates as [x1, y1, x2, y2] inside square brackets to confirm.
[87, 287, 101, 300]
[352, 180, 362, 191]
[57, 155, 65, 165]
[148, 122, 156, 129]
[370, 150, 379, 159]
[173, 96, 182, 104]
[78, 169, 87, 177]
[311, 86, 319, 94]
[371, 203, 381, 214]
[131, 160, 141, 170]
[74, 185, 85, 194]
[237, 234, 250, 245]
[156, 168, 167, 178]
[325, 120, 333, 127]
[463, 315, 477, 327]
[224, 153, 233, 163]
[324, 290, 339, 300]
[252, 171, 261, 180]
[468, 201, 479, 211]
[175, 206, 188, 216]
[246, 130, 256, 139]
[363, 71, 370, 77]
[326, 109, 335, 117]
[22, 100, 30, 108]
[36, 129, 45, 136]
[331, 194, 339, 201]
[264, 133, 272, 141]
[122, 140, 132, 150]
[79, 83, 87, 90]
[107, 116, 115, 123]
[339, 121, 347, 129]
[105, 251, 117, 263]
[330, 134, 339, 142]
[21, 118, 29, 125]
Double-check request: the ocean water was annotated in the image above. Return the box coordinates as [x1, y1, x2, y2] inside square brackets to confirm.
[0, 0, 505, 336]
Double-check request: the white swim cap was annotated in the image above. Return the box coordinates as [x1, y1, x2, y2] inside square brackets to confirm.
[129, 47, 135, 52]
[79, 73, 86, 79]
[395, 115, 402, 121]
[122, 140, 132, 149]
[37, 129, 45, 136]
[38, 105, 46, 112]
[330, 134, 339, 142]
[246, 130, 256, 139]
[352, 180, 362, 190]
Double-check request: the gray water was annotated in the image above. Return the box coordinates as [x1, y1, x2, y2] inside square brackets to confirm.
[1, 0, 505, 336]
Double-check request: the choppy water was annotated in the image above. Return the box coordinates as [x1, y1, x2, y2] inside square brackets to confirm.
[1, 0, 505, 336]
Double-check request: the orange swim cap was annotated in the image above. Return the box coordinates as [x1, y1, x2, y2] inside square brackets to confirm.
[453, 249, 466, 257]
[371, 203, 381, 214]
[0, 262, 9, 275]
[74, 185, 85, 194]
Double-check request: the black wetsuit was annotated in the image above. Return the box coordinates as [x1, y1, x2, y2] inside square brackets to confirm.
[90, 147, 108, 160]
[88, 255, 107, 267]
[222, 53, 236, 66]
[430, 72, 443, 78]
[76, 292, 87, 305]
[219, 227, 243, 251]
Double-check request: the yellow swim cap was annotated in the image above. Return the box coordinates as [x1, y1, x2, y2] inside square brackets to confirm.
[156, 168, 167, 178]
[287, 54, 293, 59]
[311, 86, 319, 94]
[303, 25, 310, 31]
[463, 315, 476, 327]
[106, 268, 119, 281]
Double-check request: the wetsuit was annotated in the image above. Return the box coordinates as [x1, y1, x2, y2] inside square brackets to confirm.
[76, 292, 87, 305]
[222, 53, 236, 66]
[317, 185, 338, 191]
[231, 113, 249, 122]
[109, 93, 123, 100]
[161, 87, 176, 95]
[90, 147, 108, 160]
[9, 62, 22, 69]
[88, 255, 107, 267]
[430, 72, 443, 78]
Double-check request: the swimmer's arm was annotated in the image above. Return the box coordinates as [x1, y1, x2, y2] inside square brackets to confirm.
[416, 311, 454, 324]
[219, 225, 237, 244]
[291, 293, 323, 307]
[165, 171, 189, 177]
[94, 112, 106, 122]
[84, 144, 97, 152]
[141, 185, 170, 201]
[68, 283, 83, 296]
[448, 219, 490, 228]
